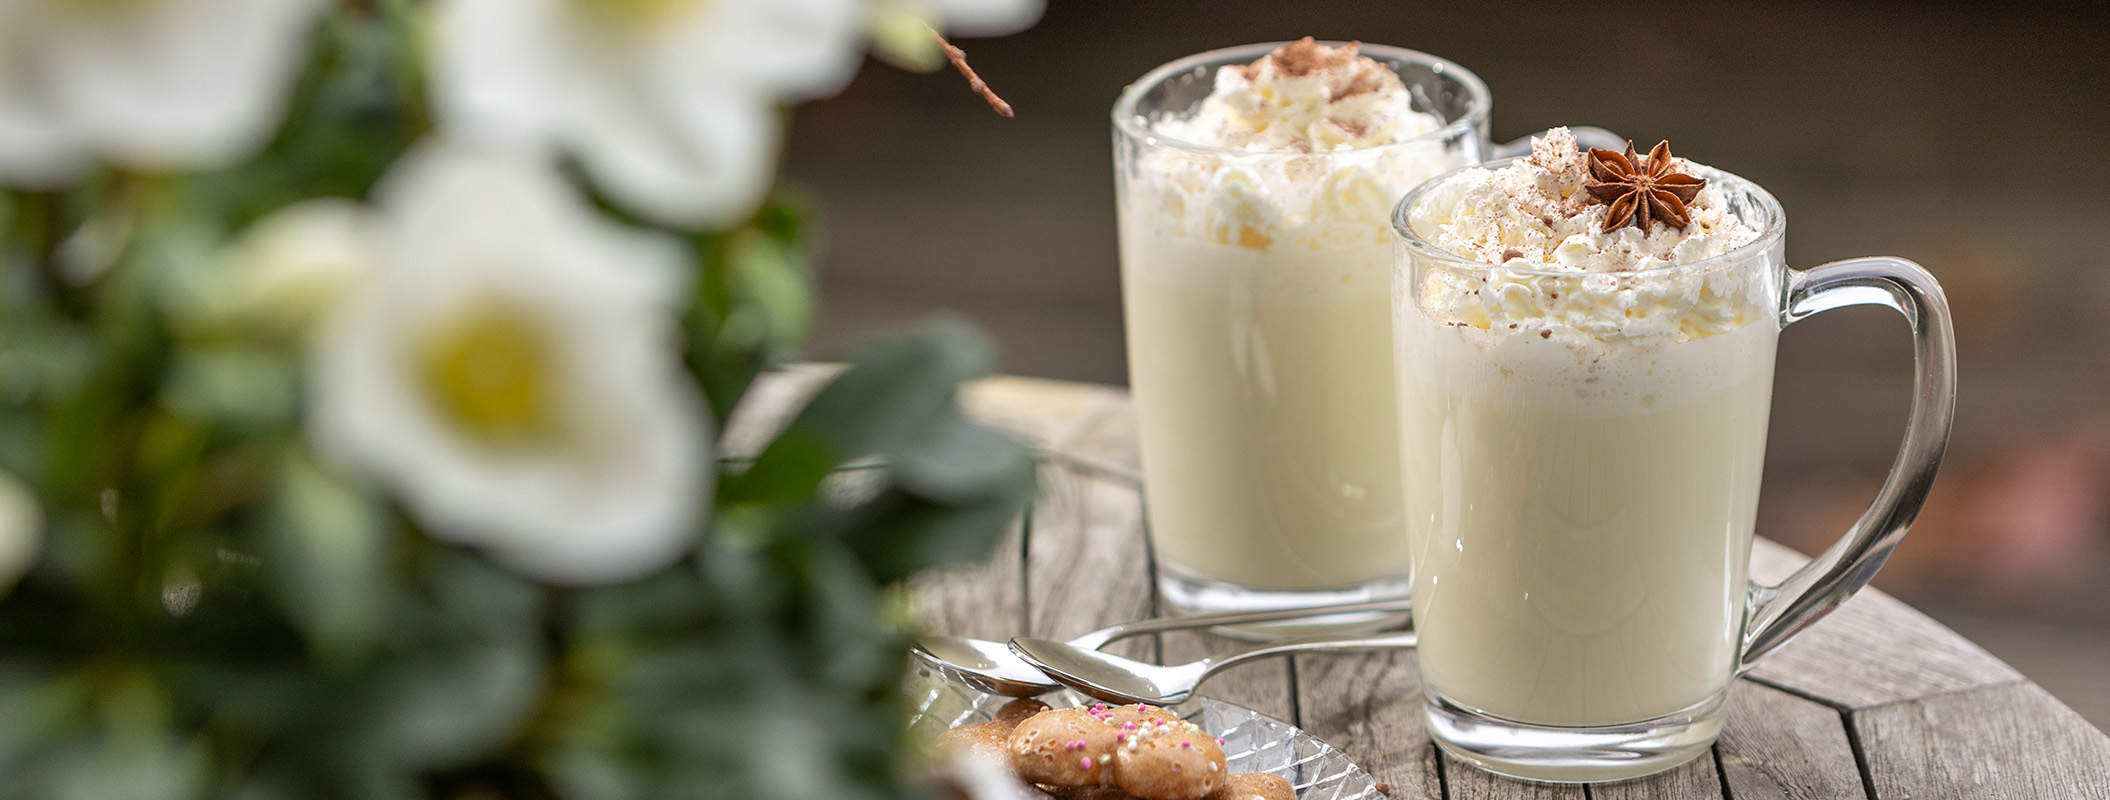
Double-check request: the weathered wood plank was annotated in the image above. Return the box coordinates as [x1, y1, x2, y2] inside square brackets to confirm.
[1855, 681, 2110, 800]
[1717, 680, 1867, 800]
[1158, 630, 1295, 723]
[1025, 465, 1155, 662]
[1050, 392, 1142, 485]
[1744, 541, 2021, 710]
[904, 519, 1024, 641]
[1592, 755, 1722, 800]
[960, 375, 1124, 457]
[1292, 651, 1442, 800]
[1439, 752, 1582, 800]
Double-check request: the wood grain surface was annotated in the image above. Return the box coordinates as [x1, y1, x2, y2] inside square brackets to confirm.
[1855, 681, 2110, 799]
[735, 370, 2110, 800]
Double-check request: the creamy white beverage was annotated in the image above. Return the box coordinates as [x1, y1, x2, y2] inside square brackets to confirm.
[1395, 130, 1772, 726]
[1118, 39, 1467, 591]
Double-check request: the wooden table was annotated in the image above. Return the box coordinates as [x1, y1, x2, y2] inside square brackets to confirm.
[736, 368, 2110, 799]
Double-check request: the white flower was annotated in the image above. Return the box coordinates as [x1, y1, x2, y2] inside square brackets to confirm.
[0, 0, 328, 186]
[0, 472, 40, 595]
[210, 199, 378, 335]
[886, 0, 1043, 37]
[869, 0, 1044, 71]
[308, 142, 712, 585]
[431, 0, 866, 229]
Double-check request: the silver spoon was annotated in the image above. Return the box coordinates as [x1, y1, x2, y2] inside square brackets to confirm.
[1008, 631, 1419, 705]
[911, 598, 1411, 696]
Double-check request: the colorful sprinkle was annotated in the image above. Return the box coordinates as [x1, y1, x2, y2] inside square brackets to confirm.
[1116, 733, 1127, 742]
[1181, 740, 1192, 749]
[1123, 722, 1136, 731]
[1080, 757, 1093, 770]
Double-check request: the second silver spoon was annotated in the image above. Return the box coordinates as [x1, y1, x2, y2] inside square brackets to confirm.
[911, 598, 1410, 696]
[1008, 631, 1419, 705]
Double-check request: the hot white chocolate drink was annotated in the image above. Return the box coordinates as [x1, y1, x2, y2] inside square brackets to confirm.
[1118, 39, 1468, 594]
[1395, 129, 1773, 726]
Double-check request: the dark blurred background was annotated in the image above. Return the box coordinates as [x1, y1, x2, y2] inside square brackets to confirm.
[784, 0, 2110, 724]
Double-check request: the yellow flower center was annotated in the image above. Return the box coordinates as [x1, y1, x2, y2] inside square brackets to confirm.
[418, 302, 561, 445]
[568, 0, 708, 28]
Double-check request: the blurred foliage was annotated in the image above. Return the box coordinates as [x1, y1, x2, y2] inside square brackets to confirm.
[0, 3, 1035, 800]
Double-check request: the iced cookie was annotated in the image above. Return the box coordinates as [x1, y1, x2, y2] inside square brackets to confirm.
[997, 698, 1053, 726]
[1207, 773, 1293, 800]
[1010, 707, 1121, 786]
[937, 720, 1014, 762]
[1112, 717, 1226, 800]
[939, 697, 1052, 762]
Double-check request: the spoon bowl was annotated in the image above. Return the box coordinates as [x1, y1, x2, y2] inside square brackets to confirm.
[910, 598, 1412, 697]
[1010, 632, 1419, 705]
[913, 635, 1064, 696]
[1008, 638, 1210, 704]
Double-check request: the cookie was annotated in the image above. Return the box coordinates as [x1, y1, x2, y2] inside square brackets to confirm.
[996, 698, 1053, 727]
[1207, 773, 1293, 800]
[1102, 703, 1179, 728]
[1010, 707, 1120, 787]
[1111, 717, 1226, 800]
[937, 720, 1015, 762]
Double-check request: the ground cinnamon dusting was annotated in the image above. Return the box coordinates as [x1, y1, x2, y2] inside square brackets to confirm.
[929, 27, 1013, 117]
[1268, 37, 1359, 77]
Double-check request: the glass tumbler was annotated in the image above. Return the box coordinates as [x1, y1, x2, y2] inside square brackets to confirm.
[1113, 42, 1596, 636]
[1390, 159, 1956, 782]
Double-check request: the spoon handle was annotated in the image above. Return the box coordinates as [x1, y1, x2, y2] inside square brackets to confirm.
[1067, 598, 1413, 650]
[1203, 631, 1420, 675]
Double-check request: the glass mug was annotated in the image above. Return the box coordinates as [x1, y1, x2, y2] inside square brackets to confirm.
[1113, 42, 1620, 636]
[1390, 159, 1955, 782]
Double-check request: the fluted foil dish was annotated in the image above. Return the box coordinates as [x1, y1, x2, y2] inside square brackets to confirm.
[908, 671, 1381, 800]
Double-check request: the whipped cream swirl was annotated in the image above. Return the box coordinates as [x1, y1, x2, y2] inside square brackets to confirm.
[1131, 39, 1459, 252]
[1405, 128, 1767, 342]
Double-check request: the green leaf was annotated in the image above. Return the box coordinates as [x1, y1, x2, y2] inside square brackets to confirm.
[727, 317, 993, 505]
[38, 676, 207, 800]
[727, 230, 814, 357]
[892, 411, 1033, 506]
[834, 471, 1036, 585]
[364, 638, 544, 770]
[259, 450, 390, 668]
[161, 347, 298, 431]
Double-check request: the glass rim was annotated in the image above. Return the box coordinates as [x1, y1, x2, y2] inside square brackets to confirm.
[1111, 41, 1493, 157]
[1390, 156, 1789, 278]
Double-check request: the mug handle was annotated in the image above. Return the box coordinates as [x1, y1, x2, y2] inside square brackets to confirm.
[1490, 126, 1629, 159]
[1737, 257, 1958, 670]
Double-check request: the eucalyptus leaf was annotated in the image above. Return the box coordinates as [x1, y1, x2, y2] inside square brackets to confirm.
[892, 411, 1034, 505]
[835, 477, 1037, 585]
[161, 348, 298, 431]
[37, 676, 207, 800]
[37, 731, 208, 800]
[729, 318, 992, 505]
[260, 450, 389, 667]
[726, 230, 813, 357]
[364, 639, 543, 770]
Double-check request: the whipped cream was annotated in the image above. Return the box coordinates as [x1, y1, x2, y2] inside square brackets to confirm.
[1404, 128, 1768, 343]
[1160, 38, 1438, 153]
[1129, 39, 1459, 253]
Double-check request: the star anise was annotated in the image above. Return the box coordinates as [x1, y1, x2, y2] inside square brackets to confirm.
[1583, 140, 1707, 233]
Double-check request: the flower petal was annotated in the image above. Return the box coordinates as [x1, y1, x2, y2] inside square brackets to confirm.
[566, 80, 782, 230]
[311, 143, 710, 586]
[919, 0, 1046, 36]
[44, 0, 327, 171]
